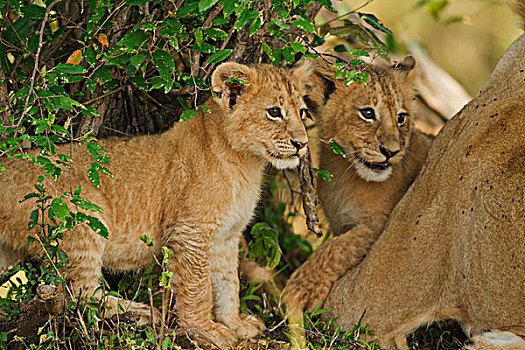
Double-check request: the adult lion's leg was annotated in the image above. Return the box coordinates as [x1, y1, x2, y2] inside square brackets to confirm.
[282, 223, 382, 312]
[210, 231, 264, 339]
[167, 228, 235, 342]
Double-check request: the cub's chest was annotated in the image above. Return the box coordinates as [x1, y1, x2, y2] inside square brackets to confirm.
[215, 177, 263, 241]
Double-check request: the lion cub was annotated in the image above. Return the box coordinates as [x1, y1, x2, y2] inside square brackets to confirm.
[0, 62, 308, 343]
[283, 57, 433, 311]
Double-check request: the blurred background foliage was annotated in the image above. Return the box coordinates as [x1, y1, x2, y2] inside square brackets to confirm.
[321, 0, 522, 96]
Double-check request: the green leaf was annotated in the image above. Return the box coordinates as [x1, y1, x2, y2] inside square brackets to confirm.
[21, 4, 45, 19]
[329, 140, 345, 156]
[153, 49, 175, 82]
[28, 209, 39, 231]
[126, 0, 153, 5]
[271, 18, 290, 29]
[71, 196, 104, 213]
[249, 16, 262, 35]
[180, 109, 197, 122]
[349, 58, 365, 66]
[194, 43, 216, 54]
[52, 198, 70, 221]
[76, 212, 108, 239]
[221, 0, 237, 17]
[334, 44, 349, 52]
[358, 12, 392, 34]
[236, 9, 258, 30]
[312, 168, 334, 183]
[204, 27, 228, 41]
[283, 47, 294, 64]
[19, 193, 39, 203]
[349, 49, 370, 57]
[8, 0, 23, 16]
[199, 0, 219, 12]
[293, 18, 315, 33]
[208, 49, 233, 64]
[87, 166, 100, 188]
[92, 163, 114, 178]
[86, 143, 110, 165]
[56, 64, 87, 74]
[140, 234, 153, 246]
[130, 53, 146, 70]
[117, 30, 149, 48]
[176, 2, 199, 18]
[290, 42, 307, 54]
[74, 186, 82, 196]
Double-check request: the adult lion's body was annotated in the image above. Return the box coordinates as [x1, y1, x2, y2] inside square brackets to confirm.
[0, 62, 309, 344]
[283, 57, 433, 312]
[322, 12, 525, 350]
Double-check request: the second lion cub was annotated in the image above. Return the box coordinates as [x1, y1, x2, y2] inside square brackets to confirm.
[283, 57, 434, 311]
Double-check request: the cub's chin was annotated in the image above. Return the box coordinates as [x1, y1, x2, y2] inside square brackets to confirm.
[268, 155, 300, 169]
[355, 162, 393, 182]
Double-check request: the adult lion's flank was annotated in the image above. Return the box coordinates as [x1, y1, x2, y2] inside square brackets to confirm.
[0, 62, 308, 344]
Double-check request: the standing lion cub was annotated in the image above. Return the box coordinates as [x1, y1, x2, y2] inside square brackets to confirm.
[283, 57, 433, 312]
[0, 62, 308, 344]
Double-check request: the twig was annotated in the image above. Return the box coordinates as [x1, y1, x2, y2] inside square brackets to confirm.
[203, 5, 224, 29]
[16, 0, 60, 137]
[298, 148, 322, 237]
[188, 50, 200, 108]
[322, 0, 375, 26]
[148, 287, 158, 343]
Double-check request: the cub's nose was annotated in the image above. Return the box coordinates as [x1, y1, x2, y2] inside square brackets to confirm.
[379, 145, 399, 159]
[291, 140, 307, 151]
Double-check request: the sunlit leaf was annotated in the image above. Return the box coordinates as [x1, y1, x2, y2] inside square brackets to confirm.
[153, 49, 175, 82]
[329, 140, 345, 156]
[98, 33, 109, 48]
[199, 0, 219, 12]
[358, 12, 392, 35]
[87, 166, 100, 188]
[208, 49, 233, 64]
[293, 18, 315, 33]
[313, 168, 335, 183]
[52, 198, 70, 221]
[86, 143, 110, 165]
[180, 109, 198, 122]
[66, 50, 83, 65]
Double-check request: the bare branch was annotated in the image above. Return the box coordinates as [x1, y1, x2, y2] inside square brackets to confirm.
[16, 0, 60, 137]
[298, 148, 322, 237]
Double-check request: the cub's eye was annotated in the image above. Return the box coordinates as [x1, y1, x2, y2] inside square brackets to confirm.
[359, 108, 376, 121]
[397, 112, 408, 126]
[267, 107, 282, 120]
[300, 108, 311, 120]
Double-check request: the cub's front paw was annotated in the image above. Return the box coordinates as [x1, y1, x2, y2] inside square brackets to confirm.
[282, 270, 332, 313]
[224, 313, 265, 339]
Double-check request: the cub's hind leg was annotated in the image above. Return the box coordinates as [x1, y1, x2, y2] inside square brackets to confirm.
[211, 231, 264, 340]
[62, 225, 160, 325]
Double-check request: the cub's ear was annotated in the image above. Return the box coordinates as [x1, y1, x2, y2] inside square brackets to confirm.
[393, 56, 417, 81]
[292, 58, 337, 117]
[211, 62, 253, 109]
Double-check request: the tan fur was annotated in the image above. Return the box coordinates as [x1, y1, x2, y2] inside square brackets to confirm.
[320, 22, 525, 350]
[0, 62, 308, 343]
[282, 57, 433, 312]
